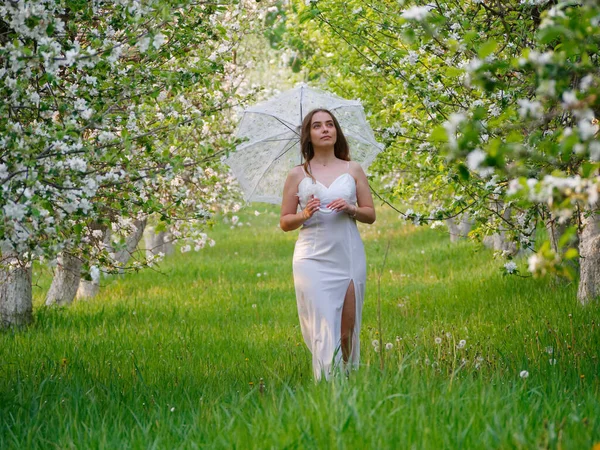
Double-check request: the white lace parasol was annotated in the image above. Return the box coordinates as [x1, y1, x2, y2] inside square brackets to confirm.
[225, 84, 384, 204]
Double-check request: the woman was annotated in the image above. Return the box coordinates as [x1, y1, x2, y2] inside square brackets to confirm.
[280, 109, 376, 381]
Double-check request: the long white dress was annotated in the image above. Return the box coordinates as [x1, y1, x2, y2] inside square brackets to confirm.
[293, 165, 366, 381]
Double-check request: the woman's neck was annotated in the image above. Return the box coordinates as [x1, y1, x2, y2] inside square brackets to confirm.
[311, 147, 337, 167]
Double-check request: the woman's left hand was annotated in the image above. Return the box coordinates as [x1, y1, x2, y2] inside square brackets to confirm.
[327, 198, 354, 214]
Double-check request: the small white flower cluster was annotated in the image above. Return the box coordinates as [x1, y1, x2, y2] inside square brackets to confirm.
[504, 261, 518, 274]
[401, 5, 434, 21]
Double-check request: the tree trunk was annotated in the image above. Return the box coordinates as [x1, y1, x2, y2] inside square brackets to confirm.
[76, 279, 100, 299]
[45, 254, 83, 307]
[145, 227, 175, 257]
[577, 207, 600, 305]
[546, 216, 566, 255]
[483, 202, 518, 256]
[446, 217, 459, 243]
[458, 214, 472, 238]
[115, 219, 147, 269]
[75, 224, 112, 301]
[0, 256, 33, 327]
[447, 214, 472, 243]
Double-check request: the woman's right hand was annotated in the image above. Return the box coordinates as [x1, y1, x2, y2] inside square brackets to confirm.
[302, 196, 321, 220]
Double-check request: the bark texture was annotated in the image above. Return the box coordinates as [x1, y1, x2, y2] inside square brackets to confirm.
[45, 254, 83, 306]
[446, 214, 472, 243]
[483, 203, 518, 256]
[115, 219, 147, 268]
[145, 226, 175, 257]
[76, 279, 100, 299]
[0, 256, 33, 327]
[578, 207, 600, 305]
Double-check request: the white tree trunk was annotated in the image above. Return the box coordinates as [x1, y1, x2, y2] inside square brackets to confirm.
[546, 216, 565, 255]
[76, 279, 100, 299]
[483, 202, 519, 256]
[115, 219, 147, 268]
[446, 217, 460, 243]
[0, 255, 33, 327]
[145, 227, 175, 257]
[447, 214, 473, 243]
[45, 254, 83, 307]
[458, 214, 473, 238]
[577, 207, 600, 305]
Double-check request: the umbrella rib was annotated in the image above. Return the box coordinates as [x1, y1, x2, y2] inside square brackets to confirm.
[242, 111, 299, 135]
[235, 130, 298, 151]
[247, 138, 299, 201]
[344, 130, 385, 149]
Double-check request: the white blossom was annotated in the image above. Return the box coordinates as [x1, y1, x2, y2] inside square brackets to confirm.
[504, 261, 518, 274]
[517, 98, 543, 119]
[401, 5, 433, 20]
[3, 201, 27, 221]
[153, 33, 167, 50]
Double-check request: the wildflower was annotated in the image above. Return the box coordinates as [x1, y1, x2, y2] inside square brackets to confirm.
[254, 210, 261, 216]
[396, 336, 402, 342]
[252, 304, 257, 309]
[549, 359, 557, 365]
[434, 337, 442, 345]
[504, 261, 518, 274]
[170, 407, 175, 412]
[372, 339, 379, 348]
[457, 339, 466, 349]
[520, 370, 529, 379]
[545, 346, 554, 354]
[385, 343, 393, 351]
[256, 273, 261, 277]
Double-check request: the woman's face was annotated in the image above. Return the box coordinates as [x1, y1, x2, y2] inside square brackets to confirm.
[310, 112, 337, 147]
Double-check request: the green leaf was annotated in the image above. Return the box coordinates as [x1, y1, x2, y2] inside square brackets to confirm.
[564, 248, 579, 260]
[458, 164, 470, 181]
[478, 40, 497, 59]
[430, 126, 448, 143]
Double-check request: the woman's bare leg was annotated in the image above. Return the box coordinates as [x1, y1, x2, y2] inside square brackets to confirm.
[341, 280, 356, 363]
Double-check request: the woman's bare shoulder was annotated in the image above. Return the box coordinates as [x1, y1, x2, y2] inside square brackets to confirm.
[348, 161, 366, 176]
[286, 165, 306, 184]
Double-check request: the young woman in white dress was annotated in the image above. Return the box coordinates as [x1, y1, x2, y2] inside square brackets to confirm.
[280, 109, 376, 381]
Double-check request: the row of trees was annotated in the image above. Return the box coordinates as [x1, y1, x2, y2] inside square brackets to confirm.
[0, 0, 281, 327]
[280, 0, 599, 303]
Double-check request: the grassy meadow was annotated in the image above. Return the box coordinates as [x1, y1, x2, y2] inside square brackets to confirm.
[1, 206, 599, 449]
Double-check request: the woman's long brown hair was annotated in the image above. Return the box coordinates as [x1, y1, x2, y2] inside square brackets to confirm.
[300, 109, 350, 180]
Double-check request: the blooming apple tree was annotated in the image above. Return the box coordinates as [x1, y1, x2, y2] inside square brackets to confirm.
[284, 0, 600, 302]
[0, 0, 278, 324]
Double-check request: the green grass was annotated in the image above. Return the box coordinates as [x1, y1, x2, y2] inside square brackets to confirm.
[1, 207, 599, 449]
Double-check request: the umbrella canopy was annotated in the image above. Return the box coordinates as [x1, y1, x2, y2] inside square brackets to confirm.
[225, 84, 384, 204]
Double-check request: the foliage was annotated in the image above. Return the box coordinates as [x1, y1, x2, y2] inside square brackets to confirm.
[0, 0, 273, 277]
[284, 0, 600, 277]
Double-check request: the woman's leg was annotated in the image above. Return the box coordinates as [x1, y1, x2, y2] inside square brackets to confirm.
[341, 280, 356, 363]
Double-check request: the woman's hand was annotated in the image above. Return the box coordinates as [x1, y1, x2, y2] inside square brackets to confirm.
[303, 196, 321, 220]
[326, 198, 354, 215]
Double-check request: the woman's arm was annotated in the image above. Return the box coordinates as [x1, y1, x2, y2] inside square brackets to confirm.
[350, 162, 376, 224]
[279, 167, 321, 232]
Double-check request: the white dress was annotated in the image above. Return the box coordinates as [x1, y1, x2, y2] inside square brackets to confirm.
[293, 165, 366, 381]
